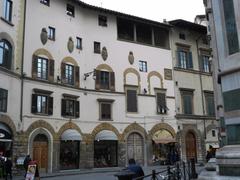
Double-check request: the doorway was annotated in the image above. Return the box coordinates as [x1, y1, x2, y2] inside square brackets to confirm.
[33, 134, 48, 173]
[185, 131, 197, 162]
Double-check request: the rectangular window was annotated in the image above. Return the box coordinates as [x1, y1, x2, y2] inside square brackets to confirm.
[205, 93, 215, 116]
[94, 41, 101, 53]
[154, 27, 170, 49]
[223, 0, 239, 55]
[40, 0, 50, 6]
[61, 97, 79, 118]
[117, 18, 134, 41]
[48, 27, 55, 41]
[37, 57, 48, 80]
[139, 61, 147, 72]
[37, 95, 47, 114]
[100, 71, 109, 89]
[98, 15, 107, 27]
[156, 92, 167, 114]
[136, 23, 152, 45]
[97, 99, 114, 121]
[3, 0, 12, 22]
[181, 90, 194, 115]
[201, 55, 210, 73]
[179, 33, 186, 40]
[177, 48, 193, 69]
[76, 37, 82, 49]
[66, 4, 74, 17]
[65, 64, 74, 85]
[212, 130, 216, 137]
[126, 89, 138, 112]
[0, 88, 8, 112]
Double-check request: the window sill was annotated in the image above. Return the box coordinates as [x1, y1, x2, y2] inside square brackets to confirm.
[99, 119, 113, 121]
[0, 17, 14, 26]
[62, 115, 77, 119]
[32, 113, 50, 116]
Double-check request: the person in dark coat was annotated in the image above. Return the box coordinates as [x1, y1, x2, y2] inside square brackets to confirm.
[4, 157, 12, 180]
[23, 155, 31, 177]
[127, 158, 144, 179]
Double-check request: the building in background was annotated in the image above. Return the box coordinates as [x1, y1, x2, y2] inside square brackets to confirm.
[0, 0, 218, 173]
[204, 0, 240, 176]
[169, 19, 218, 163]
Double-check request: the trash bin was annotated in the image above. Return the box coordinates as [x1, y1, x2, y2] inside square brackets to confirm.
[114, 170, 136, 180]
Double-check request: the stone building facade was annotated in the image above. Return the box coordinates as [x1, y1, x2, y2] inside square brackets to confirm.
[0, 0, 217, 173]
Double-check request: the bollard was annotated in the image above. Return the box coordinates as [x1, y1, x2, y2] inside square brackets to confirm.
[152, 170, 156, 180]
[183, 161, 186, 180]
[190, 158, 198, 179]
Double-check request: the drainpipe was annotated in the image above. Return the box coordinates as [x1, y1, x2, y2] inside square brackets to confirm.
[20, 0, 27, 124]
[196, 36, 206, 140]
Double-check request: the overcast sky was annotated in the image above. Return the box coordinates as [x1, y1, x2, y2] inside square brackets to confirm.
[81, 0, 205, 22]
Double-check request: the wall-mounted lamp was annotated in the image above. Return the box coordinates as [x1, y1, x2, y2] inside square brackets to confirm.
[84, 69, 96, 80]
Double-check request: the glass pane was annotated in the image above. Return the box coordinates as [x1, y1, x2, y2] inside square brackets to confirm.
[0, 48, 3, 65]
[37, 96, 42, 113]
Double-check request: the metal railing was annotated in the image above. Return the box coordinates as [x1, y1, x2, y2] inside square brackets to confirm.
[133, 159, 198, 180]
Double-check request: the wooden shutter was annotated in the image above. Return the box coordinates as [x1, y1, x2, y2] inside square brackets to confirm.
[176, 50, 181, 67]
[127, 90, 137, 112]
[48, 97, 53, 115]
[95, 70, 101, 90]
[31, 94, 38, 113]
[187, 52, 193, 69]
[32, 55, 38, 79]
[75, 66, 80, 88]
[199, 55, 203, 71]
[75, 100, 80, 118]
[61, 99, 66, 116]
[61, 62, 66, 84]
[183, 95, 192, 114]
[49, 59, 54, 82]
[110, 72, 115, 91]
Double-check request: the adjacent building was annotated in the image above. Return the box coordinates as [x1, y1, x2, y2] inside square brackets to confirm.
[204, 0, 240, 176]
[0, 0, 217, 173]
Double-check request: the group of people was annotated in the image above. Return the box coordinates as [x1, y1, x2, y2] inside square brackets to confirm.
[206, 145, 216, 162]
[0, 152, 13, 180]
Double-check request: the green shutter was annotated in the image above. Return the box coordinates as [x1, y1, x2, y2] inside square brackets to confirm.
[31, 94, 38, 113]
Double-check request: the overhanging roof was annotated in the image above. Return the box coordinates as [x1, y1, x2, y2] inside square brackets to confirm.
[169, 19, 207, 34]
[69, 0, 172, 29]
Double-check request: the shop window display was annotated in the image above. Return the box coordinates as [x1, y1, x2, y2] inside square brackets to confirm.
[94, 140, 117, 168]
[60, 141, 79, 170]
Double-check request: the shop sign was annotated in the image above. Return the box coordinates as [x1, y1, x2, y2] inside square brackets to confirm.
[0, 133, 5, 138]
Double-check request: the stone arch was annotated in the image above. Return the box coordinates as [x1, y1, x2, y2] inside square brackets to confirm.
[123, 68, 141, 92]
[25, 120, 56, 140]
[122, 123, 147, 141]
[96, 64, 113, 72]
[28, 127, 53, 173]
[206, 123, 217, 133]
[33, 48, 53, 60]
[57, 122, 85, 141]
[91, 122, 121, 141]
[147, 71, 163, 94]
[149, 123, 176, 138]
[62, 56, 78, 66]
[0, 114, 17, 137]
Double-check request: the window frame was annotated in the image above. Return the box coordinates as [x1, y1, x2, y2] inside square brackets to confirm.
[201, 55, 211, 73]
[61, 94, 80, 118]
[94, 41, 101, 54]
[125, 86, 138, 113]
[3, 0, 12, 22]
[0, 88, 8, 113]
[66, 4, 75, 17]
[155, 89, 168, 114]
[37, 56, 48, 80]
[98, 15, 107, 27]
[65, 64, 74, 85]
[180, 89, 194, 115]
[97, 99, 114, 121]
[139, 60, 147, 72]
[205, 92, 215, 116]
[176, 45, 193, 70]
[76, 37, 82, 50]
[40, 0, 50, 6]
[48, 26, 55, 41]
[0, 39, 12, 70]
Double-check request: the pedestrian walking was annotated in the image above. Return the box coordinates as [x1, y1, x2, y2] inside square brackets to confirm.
[23, 155, 31, 177]
[25, 160, 40, 180]
[4, 157, 12, 180]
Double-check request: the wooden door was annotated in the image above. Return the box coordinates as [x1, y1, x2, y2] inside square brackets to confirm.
[33, 135, 48, 173]
[127, 133, 144, 165]
[185, 132, 197, 161]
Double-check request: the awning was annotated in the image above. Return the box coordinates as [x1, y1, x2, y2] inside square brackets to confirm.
[154, 138, 176, 144]
[0, 123, 12, 140]
[61, 129, 82, 141]
[95, 130, 118, 141]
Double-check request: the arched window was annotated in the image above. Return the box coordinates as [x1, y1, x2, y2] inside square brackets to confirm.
[0, 39, 12, 70]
